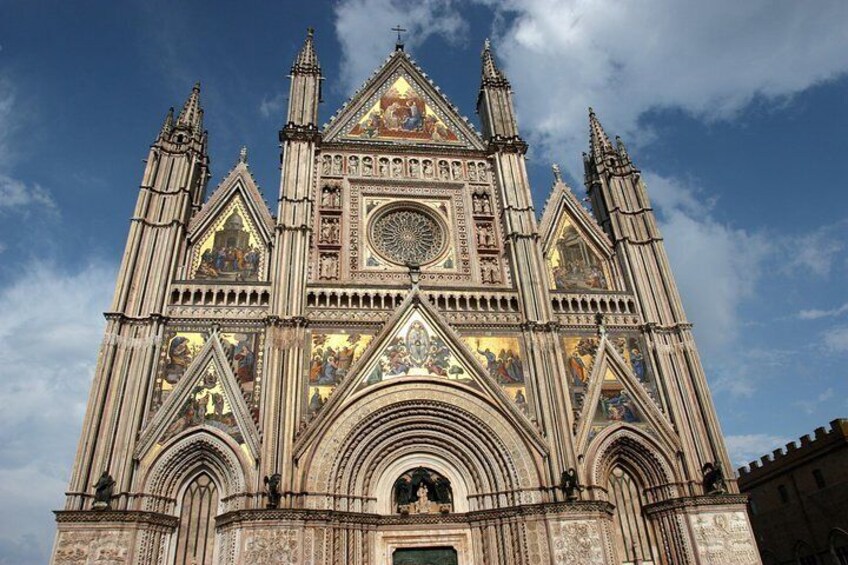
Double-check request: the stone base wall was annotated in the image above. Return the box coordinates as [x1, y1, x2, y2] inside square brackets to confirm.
[52, 498, 760, 564]
[644, 494, 761, 565]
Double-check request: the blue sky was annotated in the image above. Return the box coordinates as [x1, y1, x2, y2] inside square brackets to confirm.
[1, 0, 847, 562]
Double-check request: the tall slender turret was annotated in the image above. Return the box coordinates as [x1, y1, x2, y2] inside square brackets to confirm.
[476, 39, 575, 485]
[265, 28, 323, 486]
[583, 108, 734, 482]
[64, 83, 209, 512]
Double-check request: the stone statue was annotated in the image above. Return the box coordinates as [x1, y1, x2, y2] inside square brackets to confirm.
[92, 471, 115, 510]
[264, 473, 282, 508]
[702, 462, 726, 495]
[560, 468, 584, 501]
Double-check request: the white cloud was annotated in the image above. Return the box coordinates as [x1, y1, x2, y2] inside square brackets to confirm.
[0, 174, 57, 214]
[799, 301, 848, 320]
[0, 261, 115, 564]
[726, 433, 790, 469]
[485, 0, 848, 163]
[643, 173, 772, 359]
[823, 326, 848, 353]
[258, 92, 285, 119]
[333, 0, 468, 93]
[794, 387, 835, 415]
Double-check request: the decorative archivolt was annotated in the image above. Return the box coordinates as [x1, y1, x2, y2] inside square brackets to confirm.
[297, 381, 546, 514]
[584, 425, 681, 504]
[139, 429, 252, 514]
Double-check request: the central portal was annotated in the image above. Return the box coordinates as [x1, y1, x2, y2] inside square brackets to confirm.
[392, 547, 459, 565]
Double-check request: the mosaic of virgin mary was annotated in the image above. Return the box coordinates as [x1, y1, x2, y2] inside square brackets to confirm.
[348, 77, 459, 143]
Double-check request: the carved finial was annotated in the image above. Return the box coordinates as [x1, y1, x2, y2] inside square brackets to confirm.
[481, 38, 508, 86]
[176, 82, 203, 132]
[392, 24, 407, 51]
[293, 27, 321, 72]
[588, 107, 614, 156]
[159, 106, 175, 138]
[239, 145, 248, 164]
[552, 163, 562, 183]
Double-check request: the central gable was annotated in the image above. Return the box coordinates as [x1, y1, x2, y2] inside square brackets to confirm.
[324, 52, 484, 150]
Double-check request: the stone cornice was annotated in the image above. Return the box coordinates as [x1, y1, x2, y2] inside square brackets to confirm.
[642, 494, 749, 517]
[486, 135, 528, 155]
[280, 123, 322, 143]
[216, 500, 614, 529]
[53, 510, 178, 530]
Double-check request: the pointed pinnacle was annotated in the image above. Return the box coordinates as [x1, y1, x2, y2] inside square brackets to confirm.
[588, 107, 613, 155]
[293, 27, 321, 73]
[615, 135, 630, 161]
[176, 82, 203, 131]
[160, 106, 175, 136]
[481, 38, 508, 87]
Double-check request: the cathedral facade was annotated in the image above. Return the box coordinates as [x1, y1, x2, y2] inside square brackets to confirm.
[51, 30, 761, 565]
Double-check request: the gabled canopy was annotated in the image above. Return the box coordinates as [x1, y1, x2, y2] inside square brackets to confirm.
[323, 50, 485, 150]
[295, 291, 546, 457]
[189, 158, 274, 242]
[574, 336, 677, 455]
[136, 332, 260, 460]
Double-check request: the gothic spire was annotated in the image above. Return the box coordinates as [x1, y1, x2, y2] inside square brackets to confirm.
[292, 27, 321, 74]
[176, 82, 203, 132]
[588, 107, 614, 157]
[159, 106, 174, 138]
[481, 38, 509, 87]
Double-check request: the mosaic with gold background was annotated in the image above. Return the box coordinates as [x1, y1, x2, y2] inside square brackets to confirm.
[151, 330, 263, 424]
[191, 196, 265, 281]
[462, 335, 529, 416]
[161, 363, 244, 446]
[547, 217, 610, 291]
[346, 75, 461, 144]
[562, 333, 657, 419]
[307, 332, 374, 416]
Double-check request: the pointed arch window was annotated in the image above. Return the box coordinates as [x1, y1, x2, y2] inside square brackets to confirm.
[608, 465, 656, 564]
[174, 472, 218, 565]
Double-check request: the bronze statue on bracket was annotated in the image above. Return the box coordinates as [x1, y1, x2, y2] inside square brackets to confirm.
[560, 468, 584, 502]
[264, 473, 282, 508]
[92, 471, 115, 510]
[702, 462, 726, 495]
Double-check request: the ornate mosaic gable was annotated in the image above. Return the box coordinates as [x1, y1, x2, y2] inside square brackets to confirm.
[563, 333, 659, 421]
[358, 311, 475, 390]
[152, 330, 264, 422]
[590, 368, 644, 439]
[161, 362, 245, 446]
[344, 75, 464, 144]
[307, 332, 374, 416]
[546, 217, 611, 291]
[462, 335, 529, 416]
[190, 195, 266, 281]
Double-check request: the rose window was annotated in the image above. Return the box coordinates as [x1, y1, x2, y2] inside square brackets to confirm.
[370, 206, 446, 266]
